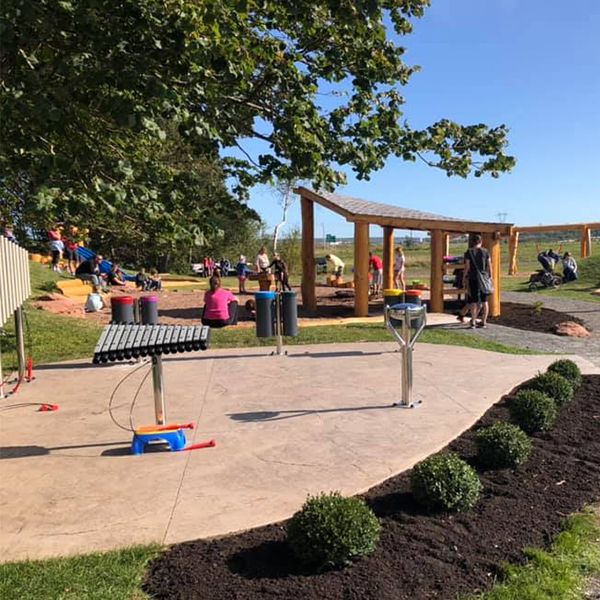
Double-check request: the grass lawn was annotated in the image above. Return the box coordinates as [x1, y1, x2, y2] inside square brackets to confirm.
[1, 510, 597, 600]
[470, 508, 600, 600]
[0, 545, 161, 600]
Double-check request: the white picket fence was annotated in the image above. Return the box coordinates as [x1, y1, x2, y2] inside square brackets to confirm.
[0, 236, 31, 328]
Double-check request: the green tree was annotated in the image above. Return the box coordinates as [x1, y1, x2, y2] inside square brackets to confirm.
[1, 0, 516, 249]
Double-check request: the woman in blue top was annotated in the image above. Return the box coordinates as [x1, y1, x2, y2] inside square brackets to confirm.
[236, 255, 251, 294]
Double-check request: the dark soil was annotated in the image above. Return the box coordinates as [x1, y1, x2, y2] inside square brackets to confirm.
[489, 301, 588, 334]
[144, 376, 600, 600]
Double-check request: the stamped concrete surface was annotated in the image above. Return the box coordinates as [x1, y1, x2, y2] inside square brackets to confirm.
[1, 342, 597, 561]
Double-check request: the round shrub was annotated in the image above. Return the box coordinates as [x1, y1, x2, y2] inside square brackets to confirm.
[410, 452, 482, 512]
[509, 389, 557, 434]
[475, 422, 532, 468]
[287, 492, 380, 568]
[547, 359, 582, 388]
[526, 371, 574, 408]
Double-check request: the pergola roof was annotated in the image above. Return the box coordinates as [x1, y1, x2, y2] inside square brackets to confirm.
[296, 187, 513, 235]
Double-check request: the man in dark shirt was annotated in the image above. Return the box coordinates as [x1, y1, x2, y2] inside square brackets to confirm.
[463, 235, 492, 328]
[75, 255, 102, 286]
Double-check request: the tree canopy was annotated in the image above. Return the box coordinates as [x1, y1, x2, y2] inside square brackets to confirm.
[1, 0, 515, 256]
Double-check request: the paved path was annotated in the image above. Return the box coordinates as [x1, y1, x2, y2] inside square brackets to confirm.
[2, 342, 597, 561]
[442, 292, 600, 367]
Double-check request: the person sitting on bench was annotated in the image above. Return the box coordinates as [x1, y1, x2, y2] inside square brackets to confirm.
[201, 276, 238, 328]
[75, 255, 102, 286]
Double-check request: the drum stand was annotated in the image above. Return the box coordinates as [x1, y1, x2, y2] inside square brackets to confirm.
[384, 304, 427, 408]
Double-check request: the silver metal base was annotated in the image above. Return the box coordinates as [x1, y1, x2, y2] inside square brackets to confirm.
[392, 399, 423, 409]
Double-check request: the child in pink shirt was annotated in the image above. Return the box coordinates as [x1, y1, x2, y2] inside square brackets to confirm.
[202, 276, 238, 327]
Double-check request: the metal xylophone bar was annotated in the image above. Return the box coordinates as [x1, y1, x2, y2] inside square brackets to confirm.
[92, 323, 211, 425]
[92, 323, 211, 364]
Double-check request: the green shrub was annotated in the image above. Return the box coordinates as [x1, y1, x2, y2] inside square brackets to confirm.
[287, 492, 381, 568]
[526, 371, 574, 408]
[476, 422, 532, 468]
[410, 452, 482, 512]
[547, 359, 583, 388]
[510, 389, 557, 434]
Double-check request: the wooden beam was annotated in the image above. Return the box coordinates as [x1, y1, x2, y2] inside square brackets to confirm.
[354, 222, 370, 317]
[300, 197, 317, 312]
[444, 233, 450, 257]
[382, 226, 394, 291]
[581, 226, 592, 258]
[429, 230, 444, 313]
[515, 222, 600, 234]
[350, 214, 512, 236]
[508, 230, 519, 275]
[482, 232, 501, 317]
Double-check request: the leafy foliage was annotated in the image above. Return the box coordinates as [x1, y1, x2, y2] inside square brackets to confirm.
[410, 452, 482, 512]
[525, 372, 574, 408]
[2, 0, 515, 259]
[476, 422, 532, 469]
[509, 389, 557, 434]
[547, 359, 583, 389]
[287, 492, 380, 568]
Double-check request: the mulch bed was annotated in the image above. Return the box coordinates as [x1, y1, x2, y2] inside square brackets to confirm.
[144, 376, 600, 600]
[489, 301, 588, 334]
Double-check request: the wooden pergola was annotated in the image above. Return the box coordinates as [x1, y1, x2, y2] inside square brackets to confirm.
[297, 187, 513, 318]
[508, 222, 599, 275]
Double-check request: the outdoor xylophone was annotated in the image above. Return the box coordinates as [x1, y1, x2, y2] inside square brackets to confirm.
[92, 323, 214, 454]
[92, 323, 210, 363]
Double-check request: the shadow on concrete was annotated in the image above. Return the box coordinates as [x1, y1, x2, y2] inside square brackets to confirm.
[228, 403, 394, 423]
[0, 441, 129, 459]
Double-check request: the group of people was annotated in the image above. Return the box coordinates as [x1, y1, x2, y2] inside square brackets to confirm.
[324, 246, 406, 296]
[235, 246, 292, 294]
[538, 249, 578, 282]
[47, 224, 84, 275]
[201, 256, 232, 278]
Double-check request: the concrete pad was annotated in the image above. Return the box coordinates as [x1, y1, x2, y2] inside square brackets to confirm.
[1, 343, 597, 561]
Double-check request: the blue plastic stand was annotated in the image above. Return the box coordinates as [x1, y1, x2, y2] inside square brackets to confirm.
[131, 428, 187, 455]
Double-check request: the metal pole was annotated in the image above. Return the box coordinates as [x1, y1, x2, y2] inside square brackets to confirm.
[0, 338, 4, 399]
[400, 312, 410, 406]
[14, 307, 26, 381]
[275, 292, 283, 356]
[151, 355, 166, 425]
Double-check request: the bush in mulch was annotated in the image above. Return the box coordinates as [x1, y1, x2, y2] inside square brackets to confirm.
[409, 452, 482, 512]
[547, 359, 583, 388]
[525, 371, 574, 408]
[287, 492, 381, 568]
[476, 422, 532, 469]
[143, 375, 600, 600]
[509, 389, 557, 434]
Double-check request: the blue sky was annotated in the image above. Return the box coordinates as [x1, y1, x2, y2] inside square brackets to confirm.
[245, 0, 600, 238]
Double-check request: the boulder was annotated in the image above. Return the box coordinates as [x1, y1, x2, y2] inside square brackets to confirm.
[553, 321, 591, 338]
[591, 289, 600, 296]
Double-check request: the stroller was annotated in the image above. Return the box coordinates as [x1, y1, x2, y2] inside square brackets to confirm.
[528, 250, 562, 291]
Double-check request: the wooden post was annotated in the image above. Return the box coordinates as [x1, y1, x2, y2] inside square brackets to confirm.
[429, 230, 444, 313]
[300, 196, 317, 312]
[443, 233, 450, 257]
[508, 230, 519, 275]
[483, 232, 501, 317]
[581, 226, 592, 258]
[382, 226, 394, 291]
[354, 222, 370, 317]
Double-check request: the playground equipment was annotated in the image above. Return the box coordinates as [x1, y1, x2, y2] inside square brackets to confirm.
[255, 290, 299, 355]
[93, 319, 213, 454]
[0, 237, 32, 398]
[384, 303, 427, 408]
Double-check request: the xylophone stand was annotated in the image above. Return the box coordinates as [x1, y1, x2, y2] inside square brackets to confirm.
[151, 355, 167, 425]
[272, 292, 287, 356]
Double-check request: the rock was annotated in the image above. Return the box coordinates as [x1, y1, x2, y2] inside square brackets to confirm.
[591, 289, 600, 296]
[553, 321, 591, 338]
[36, 292, 65, 302]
